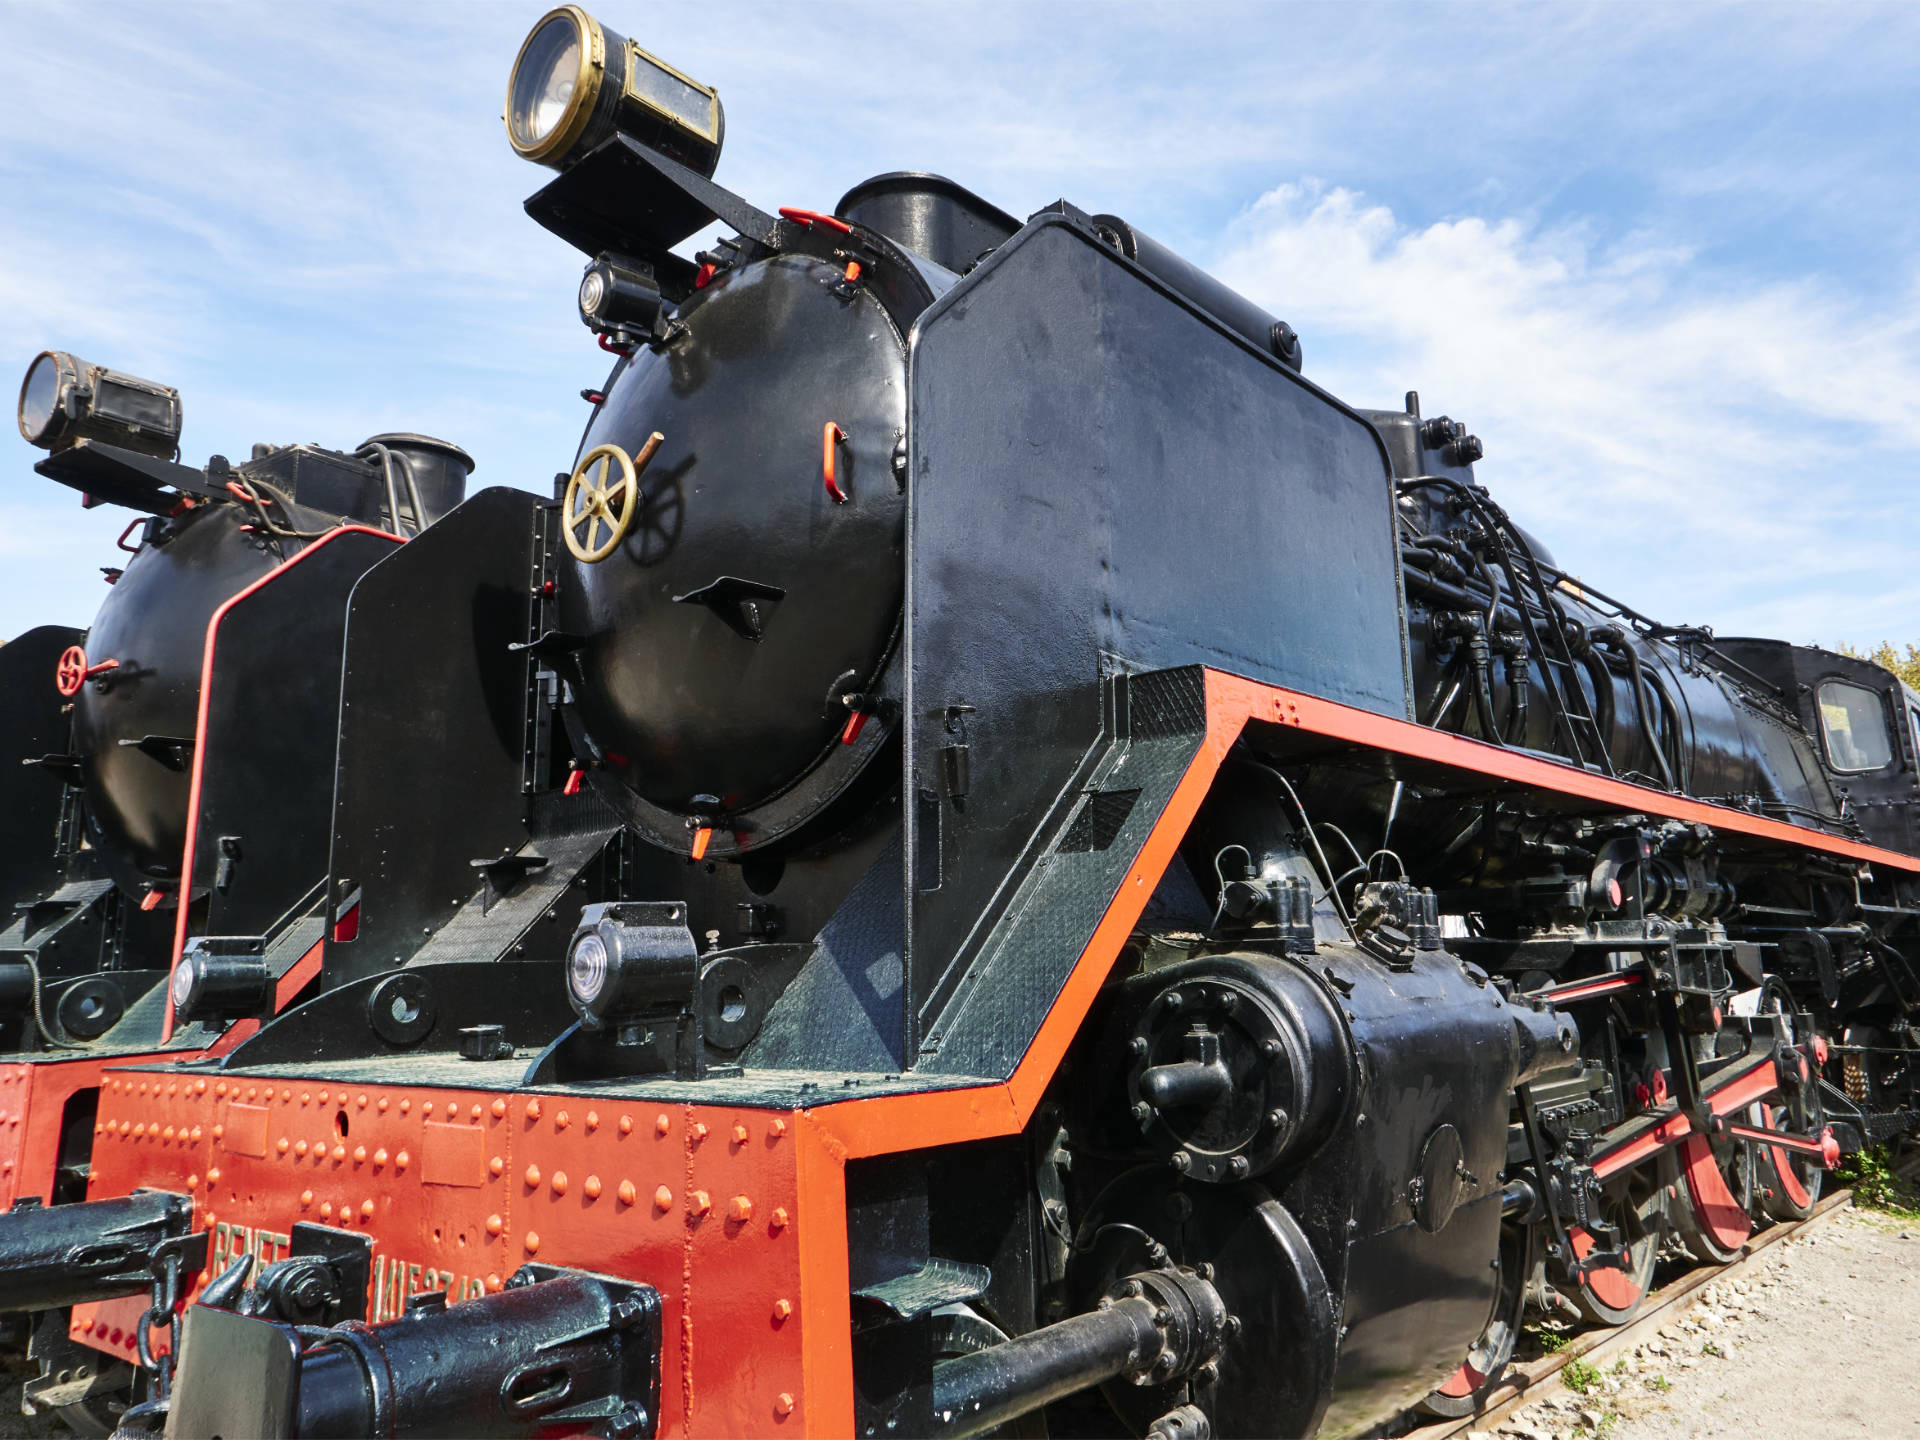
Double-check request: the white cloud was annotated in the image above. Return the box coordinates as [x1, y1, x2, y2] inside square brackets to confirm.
[1212, 182, 1920, 643]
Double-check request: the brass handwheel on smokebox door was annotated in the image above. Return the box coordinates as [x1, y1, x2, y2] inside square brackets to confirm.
[563, 432, 663, 563]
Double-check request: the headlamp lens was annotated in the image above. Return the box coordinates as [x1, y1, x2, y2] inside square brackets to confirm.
[17, 353, 57, 444]
[568, 930, 611, 1005]
[169, 957, 196, 1012]
[579, 269, 606, 316]
[509, 15, 582, 151]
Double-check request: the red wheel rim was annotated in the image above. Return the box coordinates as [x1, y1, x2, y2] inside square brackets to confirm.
[54, 645, 87, 697]
[1436, 1358, 1489, 1398]
[1681, 1133, 1752, 1253]
[1760, 1106, 1815, 1210]
[1569, 1224, 1645, 1312]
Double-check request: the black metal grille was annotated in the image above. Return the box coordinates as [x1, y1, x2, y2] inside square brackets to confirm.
[1059, 789, 1142, 852]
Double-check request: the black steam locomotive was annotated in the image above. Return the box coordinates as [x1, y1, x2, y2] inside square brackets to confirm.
[0, 363, 471, 1419]
[5, 364, 471, 1053]
[0, 6, 1915, 1438]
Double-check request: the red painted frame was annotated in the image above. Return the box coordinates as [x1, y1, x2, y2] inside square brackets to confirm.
[77, 668, 1907, 1432]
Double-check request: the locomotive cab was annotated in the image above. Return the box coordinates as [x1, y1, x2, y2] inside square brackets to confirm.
[1714, 638, 1920, 855]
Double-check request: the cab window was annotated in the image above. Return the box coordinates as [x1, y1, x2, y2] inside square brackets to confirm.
[1817, 680, 1893, 772]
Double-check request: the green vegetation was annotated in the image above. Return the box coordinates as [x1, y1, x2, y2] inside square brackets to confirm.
[1833, 1144, 1920, 1217]
[1528, 1323, 1572, 1352]
[1838, 642, 1920, 690]
[1701, 1340, 1726, 1358]
[1647, 1374, 1672, 1393]
[1562, 1357, 1602, 1394]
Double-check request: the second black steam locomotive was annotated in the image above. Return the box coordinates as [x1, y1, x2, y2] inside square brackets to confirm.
[0, 7, 1915, 1438]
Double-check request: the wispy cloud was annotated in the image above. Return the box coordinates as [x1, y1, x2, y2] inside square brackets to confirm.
[2, 1, 1917, 645]
[1213, 183, 1920, 639]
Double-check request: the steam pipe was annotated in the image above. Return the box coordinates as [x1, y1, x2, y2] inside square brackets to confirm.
[359, 442, 411, 537]
[1591, 625, 1676, 791]
[1401, 556, 1546, 635]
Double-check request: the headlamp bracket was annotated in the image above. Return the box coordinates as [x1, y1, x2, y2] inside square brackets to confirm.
[523, 136, 776, 286]
[34, 440, 223, 516]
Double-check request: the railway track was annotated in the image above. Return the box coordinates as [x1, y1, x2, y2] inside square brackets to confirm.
[1376, 1156, 1918, 1440]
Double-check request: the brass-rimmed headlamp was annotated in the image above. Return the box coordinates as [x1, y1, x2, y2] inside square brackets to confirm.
[505, 5, 724, 176]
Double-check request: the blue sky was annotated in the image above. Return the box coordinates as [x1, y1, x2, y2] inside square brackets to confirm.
[3, 2, 1917, 647]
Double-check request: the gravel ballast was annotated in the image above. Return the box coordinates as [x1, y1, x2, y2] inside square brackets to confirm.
[1472, 1208, 1920, 1440]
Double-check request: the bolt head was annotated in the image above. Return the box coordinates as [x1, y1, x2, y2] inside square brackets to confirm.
[1228, 1156, 1251, 1178]
[1170, 1151, 1192, 1173]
